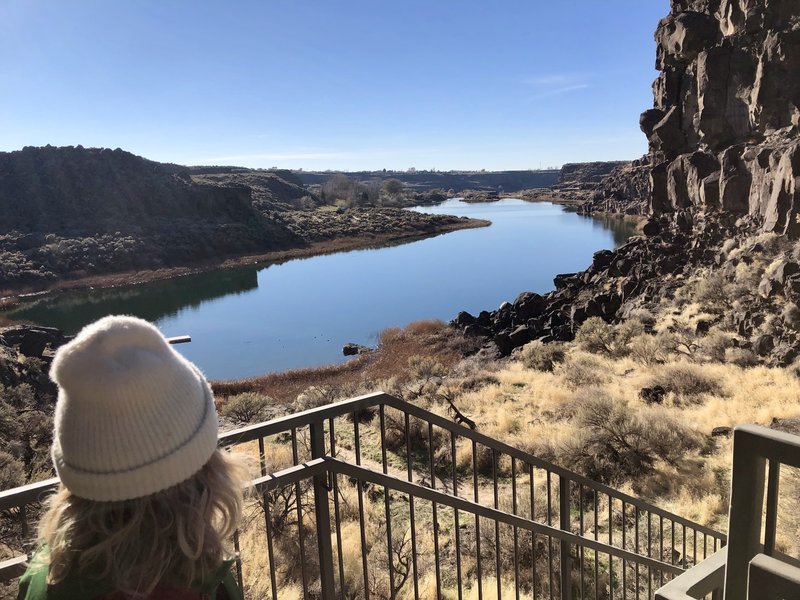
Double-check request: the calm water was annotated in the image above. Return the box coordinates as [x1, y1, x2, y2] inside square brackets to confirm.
[3, 200, 636, 379]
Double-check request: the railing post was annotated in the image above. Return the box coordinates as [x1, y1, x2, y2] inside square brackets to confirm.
[311, 420, 336, 600]
[560, 475, 573, 600]
[724, 427, 767, 600]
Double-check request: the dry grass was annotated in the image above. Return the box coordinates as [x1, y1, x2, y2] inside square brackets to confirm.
[212, 320, 476, 408]
[215, 314, 800, 596]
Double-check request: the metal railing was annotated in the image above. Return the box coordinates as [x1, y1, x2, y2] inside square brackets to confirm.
[656, 425, 800, 600]
[1, 391, 724, 599]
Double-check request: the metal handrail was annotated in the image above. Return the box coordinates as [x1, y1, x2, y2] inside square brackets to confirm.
[224, 391, 726, 540]
[251, 455, 684, 570]
[1, 391, 724, 597]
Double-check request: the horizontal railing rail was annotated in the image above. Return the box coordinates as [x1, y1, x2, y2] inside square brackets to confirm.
[225, 391, 726, 541]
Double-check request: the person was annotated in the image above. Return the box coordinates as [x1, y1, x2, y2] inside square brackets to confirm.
[16, 316, 250, 600]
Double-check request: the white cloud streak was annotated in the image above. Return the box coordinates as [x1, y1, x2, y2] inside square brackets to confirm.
[202, 152, 349, 163]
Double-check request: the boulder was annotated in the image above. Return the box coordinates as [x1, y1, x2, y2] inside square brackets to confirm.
[342, 342, 371, 356]
[711, 426, 733, 437]
[513, 292, 546, 320]
[640, 386, 667, 404]
[753, 334, 775, 356]
[0, 326, 69, 359]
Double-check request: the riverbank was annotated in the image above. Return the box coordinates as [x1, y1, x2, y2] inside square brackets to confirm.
[0, 217, 488, 306]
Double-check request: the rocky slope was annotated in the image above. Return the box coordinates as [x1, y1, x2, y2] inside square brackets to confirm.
[295, 169, 560, 193]
[454, 0, 800, 366]
[0, 147, 482, 292]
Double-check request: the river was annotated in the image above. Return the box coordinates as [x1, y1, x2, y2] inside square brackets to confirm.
[2, 200, 638, 379]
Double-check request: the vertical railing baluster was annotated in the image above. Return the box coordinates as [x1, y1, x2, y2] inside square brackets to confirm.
[559, 476, 572, 600]
[310, 421, 335, 600]
[634, 506, 639, 600]
[232, 529, 244, 593]
[530, 463, 537, 598]
[681, 525, 687, 569]
[430, 422, 442, 599]
[291, 428, 310, 599]
[406, 412, 420, 600]
[353, 413, 370, 599]
[329, 419, 345, 600]
[647, 510, 653, 600]
[548, 471, 554, 600]
[608, 497, 613, 600]
[659, 516, 664, 587]
[452, 431, 464, 600]
[594, 492, 599, 600]
[622, 501, 626, 600]
[493, 449, 502, 600]
[379, 406, 396, 597]
[512, 457, 520, 600]
[579, 484, 585, 600]
[474, 441, 483, 600]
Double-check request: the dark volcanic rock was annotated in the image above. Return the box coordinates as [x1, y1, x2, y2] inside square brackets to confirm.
[0, 326, 69, 359]
[452, 1, 800, 364]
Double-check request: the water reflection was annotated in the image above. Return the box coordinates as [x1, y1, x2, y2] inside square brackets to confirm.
[5, 267, 259, 334]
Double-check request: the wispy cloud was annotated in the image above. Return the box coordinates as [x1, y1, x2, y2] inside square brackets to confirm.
[529, 83, 590, 99]
[520, 73, 591, 102]
[201, 152, 349, 163]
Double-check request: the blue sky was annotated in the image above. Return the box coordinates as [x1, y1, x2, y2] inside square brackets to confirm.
[1, 1, 668, 171]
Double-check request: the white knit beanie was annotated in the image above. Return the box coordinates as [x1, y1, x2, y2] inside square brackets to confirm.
[50, 315, 219, 502]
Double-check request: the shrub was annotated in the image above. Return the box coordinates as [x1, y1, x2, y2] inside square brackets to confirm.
[559, 353, 609, 388]
[0, 451, 25, 491]
[294, 385, 342, 411]
[575, 317, 644, 358]
[697, 328, 735, 362]
[220, 392, 273, 425]
[782, 303, 800, 331]
[561, 395, 704, 486]
[694, 270, 731, 307]
[628, 333, 668, 365]
[725, 347, 760, 368]
[575, 318, 615, 355]
[644, 363, 724, 399]
[518, 341, 565, 371]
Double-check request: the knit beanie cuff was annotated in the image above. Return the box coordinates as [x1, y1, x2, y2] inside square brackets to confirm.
[52, 386, 219, 501]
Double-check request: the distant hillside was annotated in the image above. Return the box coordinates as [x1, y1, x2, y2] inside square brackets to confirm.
[295, 169, 560, 193]
[0, 146, 479, 291]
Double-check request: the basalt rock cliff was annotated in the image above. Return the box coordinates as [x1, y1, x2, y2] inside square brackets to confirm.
[0, 147, 478, 291]
[644, 0, 800, 233]
[455, 0, 800, 364]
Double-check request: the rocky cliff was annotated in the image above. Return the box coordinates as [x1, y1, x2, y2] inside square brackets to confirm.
[0, 147, 480, 292]
[454, 0, 800, 366]
[645, 0, 799, 229]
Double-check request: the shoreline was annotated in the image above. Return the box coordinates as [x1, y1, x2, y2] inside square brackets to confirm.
[0, 218, 489, 307]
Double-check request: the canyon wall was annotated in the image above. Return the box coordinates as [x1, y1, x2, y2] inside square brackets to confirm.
[642, 0, 799, 232]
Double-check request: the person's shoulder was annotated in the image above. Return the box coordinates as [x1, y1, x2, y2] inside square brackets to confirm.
[16, 553, 49, 600]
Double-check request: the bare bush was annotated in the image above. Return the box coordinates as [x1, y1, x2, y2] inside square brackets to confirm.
[697, 328, 735, 362]
[644, 363, 724, 399]
[628, 334, 669, 365]
[575, 317, 644, 357]
[559, 353, 609, 388]
[561, 395, 704, 486]
[220, 392, 273, 425]
[725, 347, 760, 368]
[518, 341, 566, 371]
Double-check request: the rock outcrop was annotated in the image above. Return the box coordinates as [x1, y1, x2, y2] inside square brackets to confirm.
[454, 0, 800, 363]
[646, 0, 800, 232]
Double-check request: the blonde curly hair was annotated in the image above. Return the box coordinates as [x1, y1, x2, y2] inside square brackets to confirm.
[36, 449, 250, 599]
